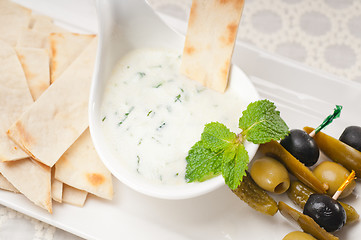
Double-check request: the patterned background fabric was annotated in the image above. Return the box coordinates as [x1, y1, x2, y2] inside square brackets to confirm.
[149, 0, 361, 82]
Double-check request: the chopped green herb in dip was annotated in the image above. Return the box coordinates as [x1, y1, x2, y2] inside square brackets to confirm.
[100, 49, 248, 185]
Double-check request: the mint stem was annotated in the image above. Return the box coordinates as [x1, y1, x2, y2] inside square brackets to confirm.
[237, 133, 244, 144]
[309, 105, 342, 137]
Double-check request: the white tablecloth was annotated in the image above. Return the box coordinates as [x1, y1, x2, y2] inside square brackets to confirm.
[1, 0, 360, 239]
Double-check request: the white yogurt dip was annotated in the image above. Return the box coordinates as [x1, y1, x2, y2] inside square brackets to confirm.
[101, 48, 248, 186]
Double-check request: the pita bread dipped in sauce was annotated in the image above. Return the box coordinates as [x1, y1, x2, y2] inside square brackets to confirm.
[100, 48, 248, 185]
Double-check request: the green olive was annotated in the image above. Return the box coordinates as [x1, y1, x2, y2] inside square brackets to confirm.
[260, 141, 327, 193]
[313, 161, 356, 199]
[283, 231, 317, 240]
[250, 156, 290, 194]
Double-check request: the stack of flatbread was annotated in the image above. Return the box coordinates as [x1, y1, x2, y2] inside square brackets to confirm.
[0, 0, 113, 213]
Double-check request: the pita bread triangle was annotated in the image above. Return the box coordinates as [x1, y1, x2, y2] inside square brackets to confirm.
[0, 159, 52, 213]
[50, 32, 96, 83]
[0, 40, 33, 161]
[51, 179, 63, 203]
[52, 177, 90, 207]
[0, 173, 19, 193]
[31, 14, 68, 34]
[17, 28, 50, 49]
[180, 0, 244, 92]
[0, 0, 31, 46]
[17, 14, 69, 52]
[0, 28, 52, 212]
[16, 47, 50, 100]
[7, 38, 98, 167]
[62, 184, 88, 207]
[55, 128, 113, 200]
[51, 167, 63, 203]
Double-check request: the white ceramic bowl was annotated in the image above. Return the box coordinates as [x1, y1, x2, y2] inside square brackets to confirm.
[89, 0, 260, 199]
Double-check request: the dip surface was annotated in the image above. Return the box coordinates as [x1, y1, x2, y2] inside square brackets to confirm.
[101, 49, 247, 185]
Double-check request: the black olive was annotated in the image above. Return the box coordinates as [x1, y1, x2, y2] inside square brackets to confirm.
[339, 126, 361, 152]
[280, 129, 319, 166]
[303, 194, 346, 232]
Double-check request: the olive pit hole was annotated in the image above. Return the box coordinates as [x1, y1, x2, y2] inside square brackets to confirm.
[274, 181, 289, 194]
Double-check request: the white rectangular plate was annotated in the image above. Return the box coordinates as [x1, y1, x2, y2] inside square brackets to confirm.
[5, 0, 361, 239]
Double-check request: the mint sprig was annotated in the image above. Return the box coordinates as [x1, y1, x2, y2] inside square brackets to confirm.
[185, 99, 289, 190]
[239, 99, 289, 144]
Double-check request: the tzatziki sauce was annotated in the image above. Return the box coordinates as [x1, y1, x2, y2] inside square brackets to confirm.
[101, 48, 247, 186]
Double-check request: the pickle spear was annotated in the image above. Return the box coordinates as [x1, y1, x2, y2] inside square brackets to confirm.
[259, 141, 328, 193]
[232, 172, 278, 216]
[304, 126, 361, 177]
[287, 181, 359, 224]
[278, 201, 339, 240]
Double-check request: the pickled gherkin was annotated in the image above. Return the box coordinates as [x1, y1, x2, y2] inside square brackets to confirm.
[232, 172, 278, 216]
[340, 202, 360, 225]
[287, 181, 359, 224]
[287, 181, 316, 209]
[278, 201, 339, 240]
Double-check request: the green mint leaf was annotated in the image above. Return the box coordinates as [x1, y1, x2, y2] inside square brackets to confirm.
[185, 141, 223, 182]
[201, 122, 238, 152]
[222, 143, 238, 163]
[239, 99, 289, 144]
[222, 144, 249, 190]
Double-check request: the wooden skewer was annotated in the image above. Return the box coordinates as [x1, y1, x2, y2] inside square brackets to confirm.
[332, 170, 356, 200]
[309, 130, 316, 138]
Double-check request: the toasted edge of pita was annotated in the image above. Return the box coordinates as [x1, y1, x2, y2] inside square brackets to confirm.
[55, 128, 113, 200]
[16, 47, 50, 101]
[62, 184, 87, 207]
[6, 38, 98, 166]
[0, 173, 19, 193]
[180, 0, 244, 92]
[0, 0, 31, 46]
[51, 179, 63, 203]
[0, 40, 33, 161]
[50, 32, 95, 83]
[0, 158, 52, 213]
